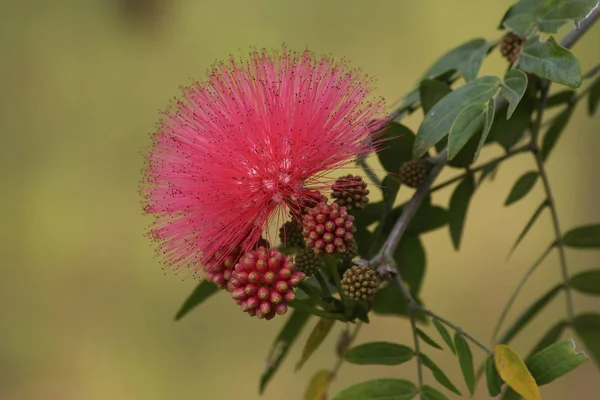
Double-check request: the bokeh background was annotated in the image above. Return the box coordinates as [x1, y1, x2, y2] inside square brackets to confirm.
[1, 1, 599, 399]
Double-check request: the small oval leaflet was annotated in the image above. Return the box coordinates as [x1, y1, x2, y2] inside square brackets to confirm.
[494, 344, 541, 400]
[331, 378, 418, 400]
[344, 341, 414, 366]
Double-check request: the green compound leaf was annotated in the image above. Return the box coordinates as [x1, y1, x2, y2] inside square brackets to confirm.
[331, 378, 418, 400]
[541, 105, 574, 162]
[545, 89, 575, 108]
[474, 99, 496, 162]
[570, 269, 600, 295]
[491, 83, 536, 148]
[260, 309, 311, 393]
[563, 224, 600, 248]
[508, 200, 548, 258]
[589, 74, 600, 115]
[527, 339, 588, 385]
[518, 35, 582, 89]
[174, 280, 220, 321]
[345, 342, 414, 366]
[420, 353, 462, 395]
[422, 385, 450, 400]
[573, 313, 600, 367]
[501, 69, 528, 119]
[296, 318, 336, 371]
[458, 41, 490, 82]
[454, 333, 476, 394]
[505, 171, 539, 206]
[498, 284, 563, 345]
[448, 173, 476, 250]
[448, 102, 486, 160]
[395, 235, 427, 297]
[414, 76, 500, 158]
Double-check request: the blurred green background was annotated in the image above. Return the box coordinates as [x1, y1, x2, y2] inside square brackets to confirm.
[1, 1, 599, 399]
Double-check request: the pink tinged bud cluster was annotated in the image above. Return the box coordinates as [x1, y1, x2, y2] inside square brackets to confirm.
[302, 202, 356, 255]
[206, 247, 241, 289]
[228, 247, 305, 320]
[141, 45, 388, 276]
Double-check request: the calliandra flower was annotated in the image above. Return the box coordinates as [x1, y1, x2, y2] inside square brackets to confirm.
[141, 46, 388, 276]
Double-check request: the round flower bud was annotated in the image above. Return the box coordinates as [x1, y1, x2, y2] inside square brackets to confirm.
[500, 31, 525, 63]
[227, 246, 305, 320]
[279, 220, 305, 248]
[399, 159, 428, 188]
[331, 174, 369, 211]
[301, 202, 356, 255]
[341, 265, 377, 302]
[294, 248, 325, 276]
[206, 246, 241, 289]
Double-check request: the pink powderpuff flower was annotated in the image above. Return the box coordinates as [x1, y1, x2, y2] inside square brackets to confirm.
[142, 46, 388, 277]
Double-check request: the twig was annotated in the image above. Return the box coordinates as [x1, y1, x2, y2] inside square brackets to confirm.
[561, 2, 600, 49]
[327, 322, 363, 392]
[429, 144, 530, 193]
[357, 158, 382, 187]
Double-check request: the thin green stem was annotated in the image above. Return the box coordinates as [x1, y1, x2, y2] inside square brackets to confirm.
[357, 158, 382, 187]
[429, 144, 530, 193]
[316, 271, 332, 298]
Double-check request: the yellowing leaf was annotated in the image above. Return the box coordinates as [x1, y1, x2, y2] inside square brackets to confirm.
[494, 344, 541, 400]
[304, 369, 333, 400]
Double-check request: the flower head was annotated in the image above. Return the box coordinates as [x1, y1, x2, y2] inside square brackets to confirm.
[142, 46, 388, 276]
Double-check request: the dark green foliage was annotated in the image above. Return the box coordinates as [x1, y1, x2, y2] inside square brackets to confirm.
[504, 171, 539, 206]
[527, 320, 568, 358]
[454, 333, 475, 394]
[501, 69, 528, 118]
[589, 74, 600, 115]
[541, 105, 574, 161]
[332, 379, 418, 400]
[174, 281, 219, 321]
[395, 235, 426, 297]
[377, 123, 417, 173]
[527, 339, 588, 385]
[570, 269, 600, 295]
[485, 356, 504, 396]
[448, 173, 476, 250]
[491, 82, 536, 148]
[420, 353, 462, 395]
[344, 342, 414, 365]
[422, 385, 450, 400]
[509, 200, 548, 257]
[448, 102, 487, 160]
[433, 319, 456, 354]
[574, 313, 600, 367]
[563, 224, 600, 248]
[518, 36, 582, 88]
[420, 79, 452, 115]
[416, 328, 443, 350]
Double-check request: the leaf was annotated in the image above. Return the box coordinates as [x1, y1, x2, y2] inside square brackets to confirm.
[509, 200, 548, 257]
[417, 328, 443, 350]
[458, 41, 490, 82]
[296, 318, 336, 371]
[448, 174, 475, 250]
[526, 320, 568, 358]
[573, 313, 600, 366]
[589, 75, 600, 115]
[420, 353, 462, 395]
[498, 284, 563, 345]
[331, 379, 418, 400]
[486, 356, 504, 397]
[491, 84, 536, 148]
[571, 269, 600, 295]
[174, 281, 219, 321]
[404, 204, 449, 236]
[563, 224, 600, 248]
[474, 99, 496, 162]
[518, 35, 582, 88]
[501, 70, 528, 119]
[494, 344, 541, 400]
[447, 102, 486, 160]
[545, 90, 575, 108]
[344, 342, 414, 366]
[414, 76, 500, 157]
[395, 236, 427, 297]
[304, 369, 333, 400]
[260, 309, 311, 393]
[377, 123, 416, 173]
[527, 339, 588, 385]
[420, 79, 452, 115]
[454, 333, 475, 394]
[421, 38, 488, 81]
[504, 171, 539, 206]
[422, 385, 450, 400]
[371, 279, 410, 317]
[541, 105, 574, 161]
[433, 319, 456, 354]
